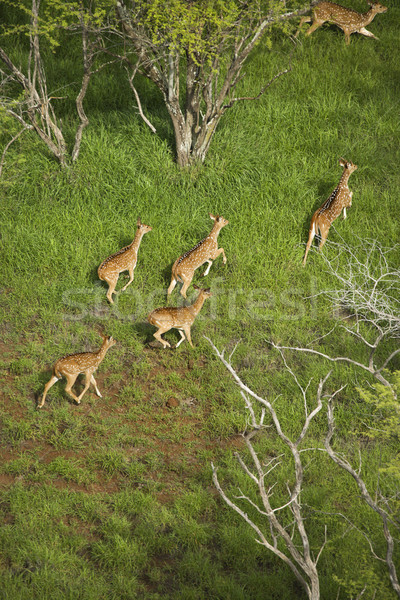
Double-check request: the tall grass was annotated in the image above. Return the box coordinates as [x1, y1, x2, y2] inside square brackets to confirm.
[1, 1, 399, 598]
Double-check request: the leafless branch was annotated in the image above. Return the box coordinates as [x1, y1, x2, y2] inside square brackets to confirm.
[0, 125, 32, 177]
[325, 400, 400, 597]
[221, 38, 297, 111]
[126, 67, 157, 134]
[207, 336, 333, 600]
[305, 504, 386, 563]
[273, 238, 399, 395]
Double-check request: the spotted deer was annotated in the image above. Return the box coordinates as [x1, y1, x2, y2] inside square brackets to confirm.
[297, 1, 387, 45]
[148, 285, 212, 349]
[38, 334, 116, 408]
[303, 158, 358, 266]
[98, 218, 152, 303]
[168, 214, 228, 298]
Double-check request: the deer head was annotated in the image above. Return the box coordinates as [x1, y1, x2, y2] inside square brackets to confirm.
[193, 284, 213, 298]
[339, 158, 358, 174]
[367, 2, 388, 14]
[209, 213, 229, 227]
[100, 334, 117, 349]
[136, 217, 152, 234]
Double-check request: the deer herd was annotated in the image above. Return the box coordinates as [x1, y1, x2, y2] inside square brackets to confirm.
[39, 1, 387, 408]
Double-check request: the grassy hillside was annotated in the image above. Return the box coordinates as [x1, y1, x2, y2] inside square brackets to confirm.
[1, 1, 399, 598]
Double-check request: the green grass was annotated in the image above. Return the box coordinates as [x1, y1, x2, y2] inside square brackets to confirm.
[1, 1, 400, 598]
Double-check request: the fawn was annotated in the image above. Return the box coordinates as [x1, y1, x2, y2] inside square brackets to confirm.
[168, 214, 229, 298]
[148, 285, 212, 348]
[297, 1, 387, 45]
[98, 218, 152, 303]
[38, 334, 116, 408]
[303, 158, 357, 266]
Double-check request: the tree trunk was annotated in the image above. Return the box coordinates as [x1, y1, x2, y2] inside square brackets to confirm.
[307, 571, 320, 600]
[166, 101, 222, 167]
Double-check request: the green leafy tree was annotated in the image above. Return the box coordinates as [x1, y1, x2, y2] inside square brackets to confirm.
[358, 372, 400, 484]
[114, 0, 311, 167]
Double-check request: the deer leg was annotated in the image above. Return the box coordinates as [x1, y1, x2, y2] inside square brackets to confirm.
[64, 373, 80, 404]
[167, 276, 177, 296]
[90, 374, 102, 398]
[202, 260, 213, 277]
[358, 27, 378, 40]
[38, 374, 60, 408]
[318, 224, 330, 252]
[302, 221, 317, 267]
[121, 267, 135, 292]
[180, 276, 193, 299]
[294, 16, 311, 38]
[104, 275, 118, 304]
[305, 19, 325, 37]
[342, 28, 352, 45]
[175, 329, 186, 348]
[212, 247, 227, 264]
[183, 325, 194, 348]
[76, 373, 91, 404]
[343, 207, 347, 220]
[153, 326, 171, 348]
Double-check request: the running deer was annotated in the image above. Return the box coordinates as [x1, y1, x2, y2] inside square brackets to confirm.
[168, 214, 228, 298]
[297, 1, 387, 45]
[98, 218, 152, 303]
[303, 158, 357, 266]
[38, 334, 116, 408]
[148, 285, 212, 349]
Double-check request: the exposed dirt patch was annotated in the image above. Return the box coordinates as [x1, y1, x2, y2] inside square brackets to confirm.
[0, 337, 245, 503]
[0, 341, 15, 361]
[0, 474, 15, 487]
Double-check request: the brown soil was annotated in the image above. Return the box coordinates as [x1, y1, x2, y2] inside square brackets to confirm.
[0, 339, 244, 504]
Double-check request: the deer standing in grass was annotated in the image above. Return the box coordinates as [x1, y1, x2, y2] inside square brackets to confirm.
[297, 1, 387, 45]
[303, 158, 357, 266]
[148, 285, 212, 349]
[98, 218, 152, 303]
[168, 214, 228, 299]
[38, 334, 116, 408]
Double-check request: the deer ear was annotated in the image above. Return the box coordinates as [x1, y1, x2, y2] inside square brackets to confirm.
[137, 217, 142, 226]
[209, 213, 216, 220]
[193, 284, 200, 290]
[339, 158, 347, 167]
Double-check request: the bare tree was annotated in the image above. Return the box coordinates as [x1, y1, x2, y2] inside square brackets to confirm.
[0, 4, 67, 165]
[207, 337, 337, 600]
[325, 399, 400, 598]
[114, 0, 314, 167]
[208, 336, 400, 598]
[275, 237, 400, 392]
[0, 0, 110, 169]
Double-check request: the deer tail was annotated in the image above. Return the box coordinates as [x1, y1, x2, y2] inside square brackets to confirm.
[172, 258, 183, 283]
[303, 217, 318, 266]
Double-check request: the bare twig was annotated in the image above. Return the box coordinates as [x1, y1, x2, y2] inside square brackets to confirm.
[221, 38, 297, 111]
[273, 238, 399, 395]
[207, 336, 332, 600]
[1, 0, 111, 166]
[126, 67, 157, 134]
[0, 125, 32, 177]
[325, 400, 400, 597]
